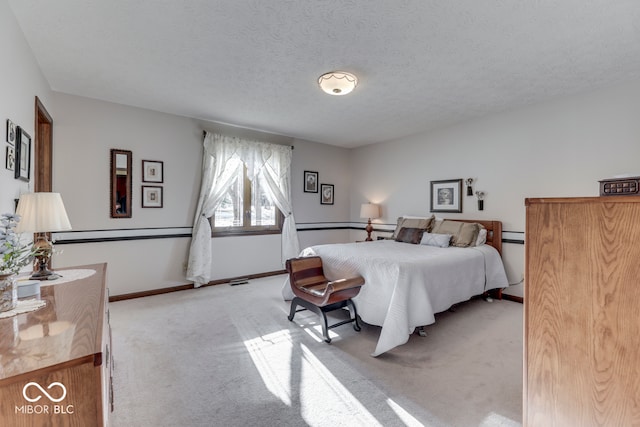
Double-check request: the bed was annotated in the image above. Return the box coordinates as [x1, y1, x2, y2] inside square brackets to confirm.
[282, 218, 509, 356]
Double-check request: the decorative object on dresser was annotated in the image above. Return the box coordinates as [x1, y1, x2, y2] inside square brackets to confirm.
[476, 191, 485, 210]
[360, 203, 380, 241]
[303, 170, 318, 193]
[430, 179, 462, 213]
[320, 183, 334, 205]
[15, 192, 72, 281]
[524, 197, 640, 426]
[14, 127, 31, 182]
[142, 159, 163, 183]
[0, 263, 113, 427]
[598, 175, 640, 196]
[0, 213, 38, 312]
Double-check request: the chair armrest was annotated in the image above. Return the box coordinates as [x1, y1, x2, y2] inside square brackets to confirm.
[327, 276, 365, 293]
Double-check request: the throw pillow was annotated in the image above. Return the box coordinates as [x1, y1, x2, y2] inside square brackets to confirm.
[420, 232, 452, 248]
[395, 227, 425, 244]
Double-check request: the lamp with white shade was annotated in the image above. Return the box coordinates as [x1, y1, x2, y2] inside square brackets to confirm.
[15, 193, 72, 280]
[360, 203, 380, 241]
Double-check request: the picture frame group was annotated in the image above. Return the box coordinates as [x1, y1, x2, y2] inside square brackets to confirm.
[5, 119, 30, 181]
[304, 171, 334, 205]
[141, 160, 164, 208]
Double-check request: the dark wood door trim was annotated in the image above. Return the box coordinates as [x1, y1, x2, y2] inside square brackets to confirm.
[34, 96, 53, 193]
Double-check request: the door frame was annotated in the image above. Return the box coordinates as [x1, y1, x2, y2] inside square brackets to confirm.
[34, 96, 53, 192]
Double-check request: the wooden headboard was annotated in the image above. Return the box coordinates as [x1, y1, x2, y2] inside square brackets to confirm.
[454, 219, 503, 256]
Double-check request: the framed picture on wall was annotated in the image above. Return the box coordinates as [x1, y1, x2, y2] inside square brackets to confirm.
[14, 127, 31, 182]
[142, 160, 164, 183]
[142, 185, 163, 208]
[6, 119, 16, 145]
[304, 171, 318, 193]
[430, 179, 462, 213]
[5, 146, 15, 171]
[320, 184, 334, 205]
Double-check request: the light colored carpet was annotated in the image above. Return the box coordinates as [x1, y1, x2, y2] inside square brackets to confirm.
[109, 275, 522, 427]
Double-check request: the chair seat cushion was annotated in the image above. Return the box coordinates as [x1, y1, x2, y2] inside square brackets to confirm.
[300, 282, 329, 297]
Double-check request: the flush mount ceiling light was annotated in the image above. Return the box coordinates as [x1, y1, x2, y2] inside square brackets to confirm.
[318, 71, 358, 95]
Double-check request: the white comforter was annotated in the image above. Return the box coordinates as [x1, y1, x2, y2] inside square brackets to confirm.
[282, 240, 508, 356]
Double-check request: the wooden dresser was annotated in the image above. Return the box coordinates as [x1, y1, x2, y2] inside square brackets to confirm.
[524, 197, 640, 426]
[0, 263, 112, 427]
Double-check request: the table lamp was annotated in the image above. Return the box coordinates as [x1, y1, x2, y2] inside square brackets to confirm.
[15, 193, 72, 280]
[360, 203, 380, 241]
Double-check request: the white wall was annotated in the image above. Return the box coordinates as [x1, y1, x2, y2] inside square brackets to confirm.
[52, 93, 202, 295]
[290, 137, 352, 248]
[0, 0, 53, 213]
[50, 93, 352, 295]
[350, 82, 640, 297]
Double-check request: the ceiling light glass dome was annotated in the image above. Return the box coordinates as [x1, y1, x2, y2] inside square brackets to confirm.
[318, 71, 358, 95]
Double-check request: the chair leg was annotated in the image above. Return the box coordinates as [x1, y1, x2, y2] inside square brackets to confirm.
[347, 299, 361, 332]
[320, 311, 332, 343]
[288, 298, 299, 321]
[288, 297, 362, 343]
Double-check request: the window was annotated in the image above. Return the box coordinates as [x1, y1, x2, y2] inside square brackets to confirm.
[211, 161, 283, 236]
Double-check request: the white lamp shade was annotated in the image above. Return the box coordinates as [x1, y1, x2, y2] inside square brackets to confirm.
[318, 71, 358, 95]
[15, 193, 72, 233]
[360, 203, 380, 219]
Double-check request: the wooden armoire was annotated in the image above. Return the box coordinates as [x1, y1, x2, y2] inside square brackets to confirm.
[524, 196, 640, 426]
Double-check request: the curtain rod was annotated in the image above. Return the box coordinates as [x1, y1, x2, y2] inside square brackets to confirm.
[201, 130, 294, 149]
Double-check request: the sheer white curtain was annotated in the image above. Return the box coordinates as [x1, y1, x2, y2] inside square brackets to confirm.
[186, 132, 300, 287]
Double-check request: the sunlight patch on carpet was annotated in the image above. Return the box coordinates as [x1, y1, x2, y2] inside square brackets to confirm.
[299, 343, 381, 426]
[243, 328, 387, 426]
[243, 329, 294, 406]
[479, 412, 521, 427]
[386, 398, 428, 427]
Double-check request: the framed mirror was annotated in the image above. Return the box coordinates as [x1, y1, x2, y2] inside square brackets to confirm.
[110, 149, 132, 218]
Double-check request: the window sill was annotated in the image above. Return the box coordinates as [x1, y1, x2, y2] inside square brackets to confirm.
[211, 228, 282, 238]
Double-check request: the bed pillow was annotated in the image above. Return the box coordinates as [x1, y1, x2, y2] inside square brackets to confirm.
[420, 232, 452, 248]
[431, 219, 463, 237]
[475, 228, 488, 246]
[454, 222, 481, 247]
[395, 227, 425, 244]
[431, 220, 481, 248]
[390, 215, 434, 239]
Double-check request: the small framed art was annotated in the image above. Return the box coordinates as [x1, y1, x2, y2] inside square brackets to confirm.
[142, 160, 164, 183]
[15, 127, 31, 182]
[320, 184, 334, 205]
[5, 146, 15, 171]
[304, 171, 318, 193]
[6, 119, 16, 145]
[142, 185, 163, 208]
[430, 179, 462, 213]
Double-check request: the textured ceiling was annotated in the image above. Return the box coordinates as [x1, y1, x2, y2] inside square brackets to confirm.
[7, 1, 640, 148]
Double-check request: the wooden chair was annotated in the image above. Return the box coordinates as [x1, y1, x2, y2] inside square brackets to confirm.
[286, 256, 365, 343]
